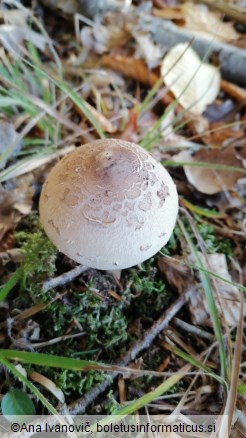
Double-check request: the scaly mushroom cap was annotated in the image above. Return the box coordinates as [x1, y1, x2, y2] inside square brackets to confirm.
[39, 139, 178, 270]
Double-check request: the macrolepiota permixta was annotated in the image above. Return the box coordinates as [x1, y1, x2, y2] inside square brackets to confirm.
[39, 139, 178, 270]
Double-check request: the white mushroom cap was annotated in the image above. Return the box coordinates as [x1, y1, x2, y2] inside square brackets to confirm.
[39, 139, 178, 270]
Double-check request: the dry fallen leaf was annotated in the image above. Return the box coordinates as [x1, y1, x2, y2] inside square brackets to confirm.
[101, 55, 159, 86]
[231, 409, 246, 438]
[12, 176, 35, 215]
[80, 20, 130, 55]
[153, 3, 240, 42]
[161, 43, 221, 114]
[75, 100, 117, 133]
[207, 125, 244, 148]
[188, 253, 242, 327]
[0, 185, 22, 251]
[160, 109, 198, 149]
[86, 69, 125, 90]
[1, 9, 30, 27]
[173, 148, 243, 194]
[0, 3, 48, 56]
[101, 55, 174, 107]
[133, 32, 163, 69]
[153, 7, 184, 21]
[0, 248, 23, 266]
[182, 3, 240, 42]
[0, 145, 75, 182]
[158, 255, 192, 294]
[116, 108, 139, 144]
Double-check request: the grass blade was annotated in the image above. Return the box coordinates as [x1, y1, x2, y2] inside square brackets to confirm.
[99, 364, 190, 419]
[0, 354, 58, 415]
[163, 342, 225, 385]
[178, 217, 227, 380]
[162, 160, 246, 174]
[0, 350, 106, 371]
[0, 269, 21, 303]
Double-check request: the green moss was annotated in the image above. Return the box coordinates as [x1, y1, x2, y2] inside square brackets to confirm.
[197, 222, 233, 256]
[14, 214, 57, 298]
[128, 263, 169, 318]
[100, 390, 120, 414]
[56, 369, 107, 397]
[170, 219, 233, 257]
[41, 285, 130, 351]
[9, 214, 173, 411]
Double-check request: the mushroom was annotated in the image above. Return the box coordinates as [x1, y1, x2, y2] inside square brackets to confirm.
[39, 139, 178, 270]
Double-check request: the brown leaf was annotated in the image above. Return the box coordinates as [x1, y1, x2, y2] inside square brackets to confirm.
[188, 253, 242, 327]
[208, 123, 244, 147]
[158, 255, 192, 293]
[173, 147, 244, 194]
[0, 186, 21, 252]
[101, 55, 173, 107]
[115, 108, 139, 144]
[101, 55, 159, 86]
[153, 7, 184, 21]
[181, 3, 240, 42]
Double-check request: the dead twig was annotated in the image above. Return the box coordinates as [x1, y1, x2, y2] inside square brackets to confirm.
[68, 287, 194, 414]
[31, 332, 85, 349]
[42, 265, 90, 292]
[173, 317, 214, 341]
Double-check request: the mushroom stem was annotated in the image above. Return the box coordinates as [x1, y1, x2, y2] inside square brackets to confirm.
[106, 269, 122, 280]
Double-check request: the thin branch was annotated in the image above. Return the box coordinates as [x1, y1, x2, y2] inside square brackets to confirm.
[173, 317, 214, 341]
[42, 265, 89, 292]
[32, 332, 85, 349]
[68, 288, 194, 414]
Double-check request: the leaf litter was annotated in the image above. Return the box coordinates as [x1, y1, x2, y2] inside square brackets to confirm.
[153, 2, 241, 42]
[187, 252, 242, 327]
[161, 43, 221, 114]
[173, 146, 244, 194]
[0, 0, 245, 427]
